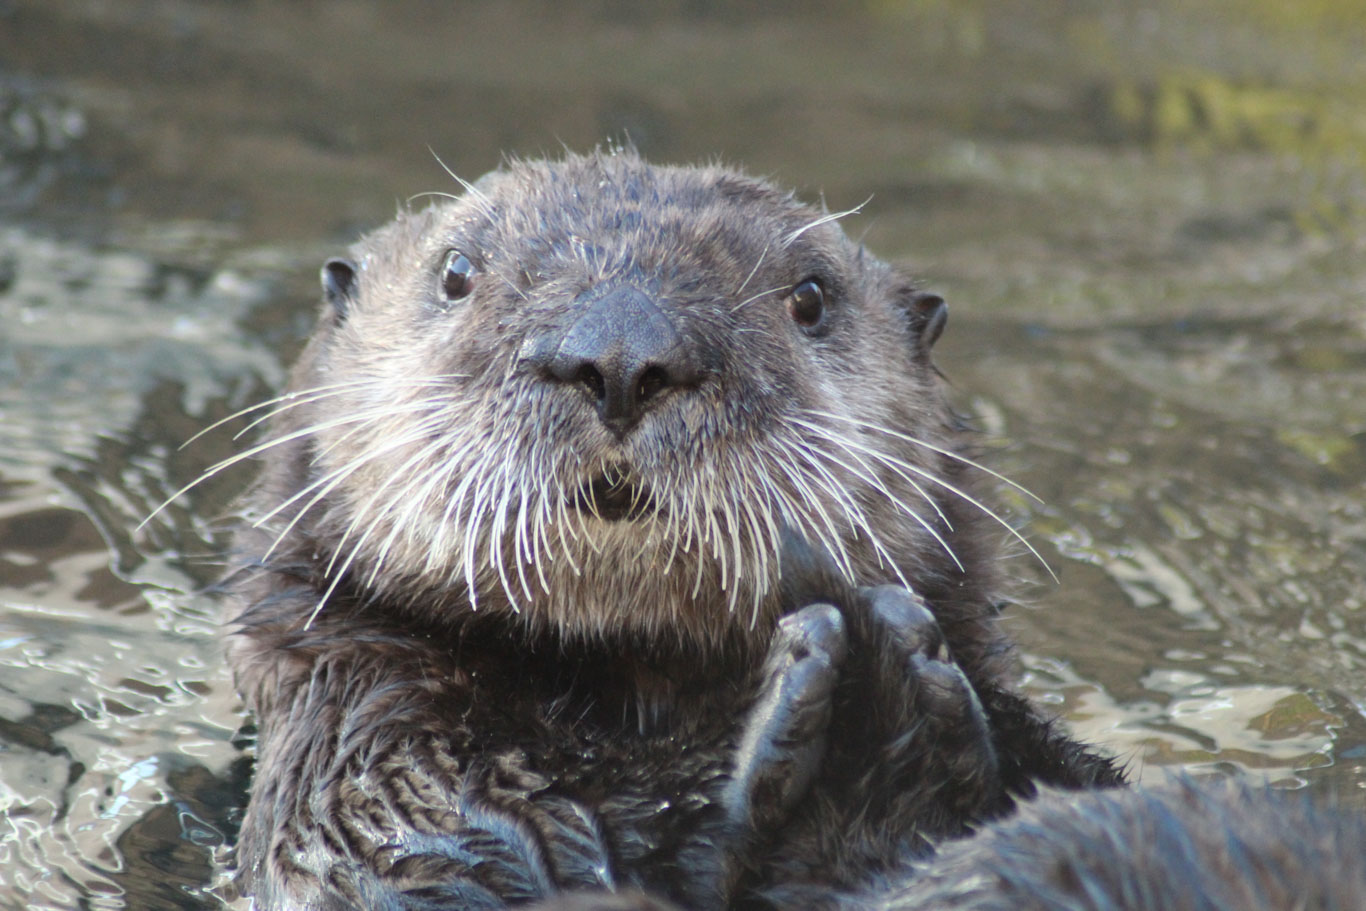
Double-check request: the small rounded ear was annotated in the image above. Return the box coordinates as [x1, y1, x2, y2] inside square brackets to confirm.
[906, 290, 947, 350]
[321, 257, 358, 319]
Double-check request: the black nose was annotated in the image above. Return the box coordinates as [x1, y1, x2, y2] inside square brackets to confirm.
[520, 285, 702, 437]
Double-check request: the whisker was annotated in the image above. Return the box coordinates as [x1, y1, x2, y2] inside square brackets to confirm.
[768, 440, 858, 580]
[364, 432, 465, 591]
[261, 430, 429, 564]
[233, 376, 468, 442]
[179, 379, 376, 449]
[302, 429, 450, 630]
[323, 416, 453, 580]
[822, 425, 1054, 580]
[731, 456, 775, 629]
[488, 457, 525, 611]
[407, 190, 462, 205]
[552, 473, 583, 577]
[511, 462, 536, 602]
[801, 438, 962, 574]
[659, 474, 686, 577]
[139, 404, 428, 530]
[781, 196, 871, 248]
[530, 468, 553, 595]
[428, 146, 497, 218]
[252, 406, 446, 531]
[733, 243, 769, 297]
[422, 450, 472, 578]
[751, 454, 823, 565]
[729, 283, 788, 315]
[787, 441, 911, 589]
[487, 264, 531, 303]
[689, 477, 710, 601]
[790, 419, 964, 573]
[790, 416, 952, 529]
[462, 448, 501, 610]
[810, 410, 1044, 504]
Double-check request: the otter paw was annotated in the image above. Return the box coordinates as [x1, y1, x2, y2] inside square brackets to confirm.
[858, 585, 997, 783]
[724, 603, 847, 834]
[677, 605, 846, 908]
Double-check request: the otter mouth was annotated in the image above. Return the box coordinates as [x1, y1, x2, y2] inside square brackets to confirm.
[573, 474, 658, 522]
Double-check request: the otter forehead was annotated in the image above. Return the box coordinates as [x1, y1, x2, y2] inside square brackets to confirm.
[465, 153, 825, 279]
[354, 153, 860, 331]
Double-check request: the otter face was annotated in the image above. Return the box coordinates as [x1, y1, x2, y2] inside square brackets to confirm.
[263, 152, 972, 648]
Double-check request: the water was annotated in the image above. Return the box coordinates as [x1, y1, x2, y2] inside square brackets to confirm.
[2, 1, 1363, 907]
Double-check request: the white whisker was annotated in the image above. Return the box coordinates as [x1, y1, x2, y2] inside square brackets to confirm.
[809, 414, 1053, 579]
[802, 447, 911, 588]
[180, 379, 374, 449]
[781, 196, 871, 248]
[729, 283, 788, 315]
[789, 418, 962, 571]
[810, 410, 1044, 503]
[769, 440, 858, 580]
[428, 146, 496, 218]
[733, 244, 769, 297]
[139, 402, 429, 530]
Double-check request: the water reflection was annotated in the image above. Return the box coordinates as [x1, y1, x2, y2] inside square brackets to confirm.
[1024, 655, 1345, 787]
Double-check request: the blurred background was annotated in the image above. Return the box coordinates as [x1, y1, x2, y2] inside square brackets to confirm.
[1, 1, 1364, 908]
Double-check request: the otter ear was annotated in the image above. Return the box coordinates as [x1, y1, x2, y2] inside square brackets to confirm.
[899, 286, 947, 351]
[321, 257, 358, 319]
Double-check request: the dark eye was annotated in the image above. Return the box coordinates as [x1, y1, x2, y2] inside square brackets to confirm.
[786, 278, 826, 331]
[439, 250, 476, 303]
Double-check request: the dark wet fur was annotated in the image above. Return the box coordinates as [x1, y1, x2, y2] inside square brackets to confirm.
[888, 776, 1366, 911]
[223, 151, 1120, 910]
[530, 778, 1366, 911]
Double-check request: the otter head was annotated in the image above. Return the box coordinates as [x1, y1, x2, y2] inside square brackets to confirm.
[263, 151, 979, 651]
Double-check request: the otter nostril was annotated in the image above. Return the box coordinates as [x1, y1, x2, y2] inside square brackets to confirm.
[522, 285, 704, 435]
[576, 363, 606, 401]
[637, 365, 667, 404]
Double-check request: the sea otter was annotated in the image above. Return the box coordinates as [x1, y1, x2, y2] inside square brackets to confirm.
[219, 150, 1120, 910]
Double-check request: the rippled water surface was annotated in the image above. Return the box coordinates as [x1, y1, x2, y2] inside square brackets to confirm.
[2, 2, 1364, 907]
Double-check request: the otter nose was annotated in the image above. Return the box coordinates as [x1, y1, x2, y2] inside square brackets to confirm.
[521, 285, 702, 437]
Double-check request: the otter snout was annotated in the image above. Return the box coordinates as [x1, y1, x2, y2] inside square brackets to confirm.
[520, 285, 704, 437]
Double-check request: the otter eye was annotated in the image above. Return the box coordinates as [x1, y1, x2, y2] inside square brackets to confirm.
[786, 278, 826, 331]
[439, 250, 476, 303]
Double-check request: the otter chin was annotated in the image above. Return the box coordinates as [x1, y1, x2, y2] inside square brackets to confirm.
[220, 150, 1120, 911]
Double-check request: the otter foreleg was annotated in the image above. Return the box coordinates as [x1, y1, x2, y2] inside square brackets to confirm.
[851, 584, 1001, 825]
[674, 603, 848, 908]
[745, 583, 1004, 908]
